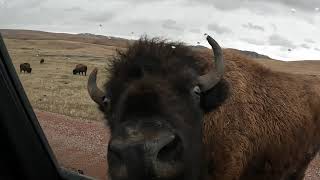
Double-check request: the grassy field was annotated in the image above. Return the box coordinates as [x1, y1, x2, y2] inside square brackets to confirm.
[2, 29, 320, 121]
[4, 38, 118, 121]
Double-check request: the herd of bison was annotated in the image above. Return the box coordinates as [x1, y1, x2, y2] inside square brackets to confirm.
[19, 58, 87, 75]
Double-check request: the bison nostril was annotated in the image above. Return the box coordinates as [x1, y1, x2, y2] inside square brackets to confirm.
[108, 147, 123, 167]
[108, 147, 128, 179]
[157, 135, 183, 162]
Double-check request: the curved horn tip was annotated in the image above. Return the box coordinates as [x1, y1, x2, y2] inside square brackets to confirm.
[206, 35, 215, 42]
[204, 33, 211, 38]
[87, 67, 105, 106]
[198, 33, 224, 92]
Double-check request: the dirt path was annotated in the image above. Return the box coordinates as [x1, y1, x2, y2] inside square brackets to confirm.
[35, 110, 109, 180]
[35, 110, 320, 180]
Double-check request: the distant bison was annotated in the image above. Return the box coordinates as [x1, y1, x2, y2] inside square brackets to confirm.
[20, 63, 32, 73]
[88, 36, 320, 180]
[73, 64, 87, 76]
[40, 58, 44, 64]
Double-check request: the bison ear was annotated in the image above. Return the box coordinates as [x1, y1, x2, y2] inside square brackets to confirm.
[200, 79, 229, 113]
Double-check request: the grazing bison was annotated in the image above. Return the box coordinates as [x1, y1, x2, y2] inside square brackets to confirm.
[20, 63, 32, 73]
[87, 35, 320, 180]
[40, 58, 44, 64]
[73, 64, 87, 76]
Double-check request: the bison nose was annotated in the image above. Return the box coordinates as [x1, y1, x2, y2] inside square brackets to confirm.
[109, 132, 182, 159]
[108, 132, 184, 178]
[155, 133, 183, 162]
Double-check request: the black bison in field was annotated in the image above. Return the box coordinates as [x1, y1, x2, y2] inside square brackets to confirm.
[87, 35, 320, 180]
[73, 64, 87, 76]
[20, 63, 32, 73]
[40, 58, 44, 64]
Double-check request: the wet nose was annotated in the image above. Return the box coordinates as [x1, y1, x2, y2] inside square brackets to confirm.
[108, 131, 183, 178]
[109, 131, 181, 158]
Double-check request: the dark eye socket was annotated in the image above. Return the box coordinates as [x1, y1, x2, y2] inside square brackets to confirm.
[193, 86, 201, 96]
[103, 96, 110, 106]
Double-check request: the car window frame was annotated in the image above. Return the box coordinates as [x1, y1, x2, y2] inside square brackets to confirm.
[0, 33, 95, 180]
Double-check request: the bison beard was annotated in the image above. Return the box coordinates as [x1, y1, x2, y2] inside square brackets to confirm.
[88, 35, 320, 180]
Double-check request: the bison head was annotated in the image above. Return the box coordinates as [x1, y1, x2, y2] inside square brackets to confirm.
[73, 69, 78, 75]
[87, 35, 226, 180]
[26, 67, 32, 73]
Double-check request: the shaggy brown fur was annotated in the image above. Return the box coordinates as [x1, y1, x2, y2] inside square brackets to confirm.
[200, 49, 320, 180]
[98, 38, 320, 180]
[19, 63, 32, 73]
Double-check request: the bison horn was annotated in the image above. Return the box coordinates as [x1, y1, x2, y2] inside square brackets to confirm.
[87, 68, 105, 106]
[198, 35, 224, 91]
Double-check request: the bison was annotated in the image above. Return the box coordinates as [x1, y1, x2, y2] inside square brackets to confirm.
[73, 64, 87, 76]
[20, 63, 32, 73]
[40, 58, 44, 64]
[87, 35, 320, 180]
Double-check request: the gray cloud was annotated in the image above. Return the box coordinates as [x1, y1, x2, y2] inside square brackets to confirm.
[300, 43, 311, 49]
[83, 12, 114, 22]
[240, 38, 265, 45]
[305, 38, 316, 44]
[207, 23, 232, 34]
[117, 0, 168, 4]
[12, 0, 46, 9]
[162, 19, 183, 31]
[64, 7, 83, 12]
[266, 0, 320, 11]
[188, 0, 320, 12]
[242, 22, 264, 31]
[189, 28, 201, 33]
[1, 0, 320, 60]
[315, 48, 320, 52]
[271, 24, 277, 32]
[268, 34, 296, 48]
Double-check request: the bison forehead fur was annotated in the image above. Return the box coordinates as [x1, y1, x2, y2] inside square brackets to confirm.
[96, 38, 320, 180]
[105, 38, 218, 110]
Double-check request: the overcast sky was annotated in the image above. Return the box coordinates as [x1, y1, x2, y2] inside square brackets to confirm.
[1, 0, 320, 60]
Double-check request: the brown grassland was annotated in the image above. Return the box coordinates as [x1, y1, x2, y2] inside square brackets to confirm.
[2, 31, 125, 120]
[2, 29, 320, 121]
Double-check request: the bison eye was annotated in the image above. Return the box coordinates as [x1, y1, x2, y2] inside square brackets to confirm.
[193, 85, 201, 96]
[103, 96, 110, 106]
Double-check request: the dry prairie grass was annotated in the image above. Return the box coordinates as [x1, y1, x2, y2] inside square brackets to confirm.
[4, 38, 116, 121]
